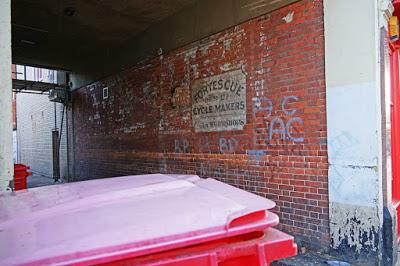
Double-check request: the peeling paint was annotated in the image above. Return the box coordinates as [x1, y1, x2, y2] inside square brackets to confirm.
[93, 112, 100, 120]
[219, 63, 232, 72]
[259, 31, 267, 46]
[158, 117, 165, 131]
[199, 40, 216, 55]
[124, 123, 145, 133]
[91, 94, 99, 107]
[223, 39, 232, 51]
[330, 202, 379, 253]
[183, 47, 198, 62]
[191, 64, 199, 79]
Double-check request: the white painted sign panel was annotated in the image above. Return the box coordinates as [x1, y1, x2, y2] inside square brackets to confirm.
[192, 70, 246, 132]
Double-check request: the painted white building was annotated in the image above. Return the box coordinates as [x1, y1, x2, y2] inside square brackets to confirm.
[325, 0, 398, 263]
[16, 93, 68, 179]
[13, 65, 68, 179]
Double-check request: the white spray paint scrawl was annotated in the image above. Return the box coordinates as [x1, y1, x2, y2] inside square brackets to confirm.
[282, 12, 294, 23]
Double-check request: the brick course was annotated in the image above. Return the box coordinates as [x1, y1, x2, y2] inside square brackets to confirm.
[72, 0, 328, 248]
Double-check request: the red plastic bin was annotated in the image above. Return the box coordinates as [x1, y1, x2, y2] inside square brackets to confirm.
[13, 164, 32, 191]
[102, 227, 297, 266]
[0, 174, 297, 265]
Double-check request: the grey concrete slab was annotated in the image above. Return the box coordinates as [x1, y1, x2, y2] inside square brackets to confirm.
[27, 174, 59, 188]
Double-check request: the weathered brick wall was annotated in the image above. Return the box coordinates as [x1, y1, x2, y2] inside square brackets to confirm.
[72, 0, 328, 248]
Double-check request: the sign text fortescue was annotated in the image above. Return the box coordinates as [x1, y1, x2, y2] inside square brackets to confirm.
[192, 70, 246, 132]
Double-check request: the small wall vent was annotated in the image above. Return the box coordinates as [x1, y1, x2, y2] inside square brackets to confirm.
[103, 87, 109, 100]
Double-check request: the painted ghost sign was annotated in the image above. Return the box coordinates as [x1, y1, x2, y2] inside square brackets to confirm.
[192, 70, 246, 132]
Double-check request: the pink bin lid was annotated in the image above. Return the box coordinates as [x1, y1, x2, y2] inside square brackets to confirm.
[0, 174, 278, 265]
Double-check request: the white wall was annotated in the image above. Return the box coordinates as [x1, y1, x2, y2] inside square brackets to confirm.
[324, 0, 383, 254]
[12, 130, 17, 163]
[0, 0, 13, 192]
[16, 93, 68, 179]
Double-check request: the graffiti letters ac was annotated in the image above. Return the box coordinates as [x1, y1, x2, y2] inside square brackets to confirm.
[253, 95, 304, 143]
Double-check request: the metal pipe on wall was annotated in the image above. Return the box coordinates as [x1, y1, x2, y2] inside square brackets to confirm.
[57, 104, 65, 181]
[52, 102, 60, 181]
[54, 102, 57, 130]
[65, 74, 71, 181]
[66, 104, 70, 181]
[72, 99, 76, 180]
[52, 129, 60, 182]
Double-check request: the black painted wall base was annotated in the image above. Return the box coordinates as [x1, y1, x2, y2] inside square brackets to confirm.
[287, 206, 398, 265]
[329, 241, 379, 266]
[328, 206, 399, 266]
[382, 206, 398, 266]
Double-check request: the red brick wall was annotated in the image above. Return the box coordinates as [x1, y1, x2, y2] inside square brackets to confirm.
[72, 0, 328, 248]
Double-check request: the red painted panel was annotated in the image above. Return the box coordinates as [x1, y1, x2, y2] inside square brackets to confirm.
[390, 46, 400, 239]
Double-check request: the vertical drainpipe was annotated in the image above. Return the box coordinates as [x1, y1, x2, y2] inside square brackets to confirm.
[66, 104, 70, 181]
[54, 102, 57, 129]
[72, 98, 76, 180]
[65, 74, 71, 181]
[52, 102, 60, 181]
[0, 0, 13, 192]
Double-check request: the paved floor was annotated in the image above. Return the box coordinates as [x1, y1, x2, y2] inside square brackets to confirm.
[272, 252, 348, 266]
[27, 174, 60, 188]
[274, 249, 400, 266]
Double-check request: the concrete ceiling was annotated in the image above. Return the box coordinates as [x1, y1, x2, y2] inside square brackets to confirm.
[11, 0, 197, 69]
[11, 0, 299, 89]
